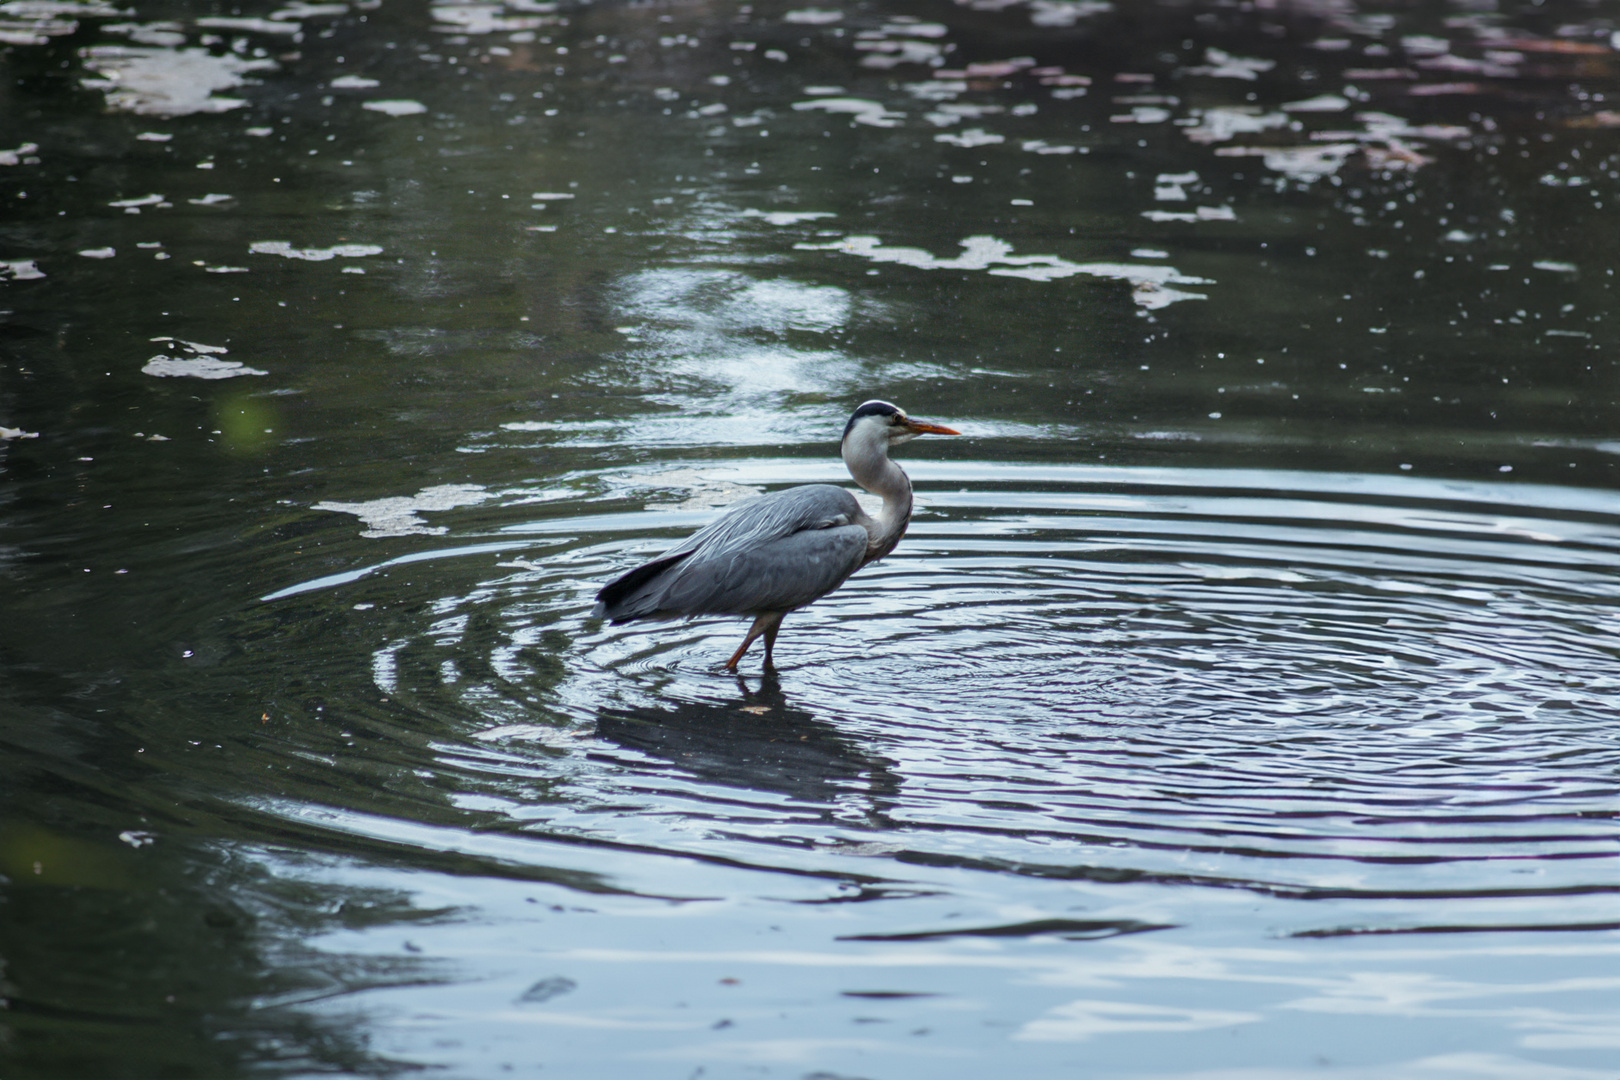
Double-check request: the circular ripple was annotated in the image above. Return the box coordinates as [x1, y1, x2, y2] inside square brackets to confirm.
[259, 464, 1620, 931]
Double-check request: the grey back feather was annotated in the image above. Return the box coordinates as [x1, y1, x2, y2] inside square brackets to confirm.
[596, 484, 869, 623]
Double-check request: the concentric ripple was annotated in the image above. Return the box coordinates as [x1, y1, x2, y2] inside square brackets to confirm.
[265, 463, 1620, 935]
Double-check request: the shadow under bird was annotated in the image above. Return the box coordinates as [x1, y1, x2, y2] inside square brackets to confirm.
[592, 400, 959, 671]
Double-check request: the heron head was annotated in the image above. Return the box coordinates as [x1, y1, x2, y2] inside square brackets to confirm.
[842, 400, 959, 449]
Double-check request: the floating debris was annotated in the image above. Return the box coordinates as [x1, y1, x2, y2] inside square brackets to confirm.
[314, 483, 493, 538]
[0, 0, 121, 45]
[1141, 206, 1236, 222]
[143, 337, 264, 378]
[782, 8, 841, 24]
[1282, 94, 1349, 113]
[1154, 171, 1197, 201]
[0, 259, 45, 280]
[361, 98, 427, 116]
[797, 234, 1211, 307]
[194, 15, 299, 34]
[935, 127, 1004, 147]
[272, 1, 348, 18]
[613, 467, 764, 511]
[108, 192, 168, 210]
[1021, 139, 1078, 154]
[430, 1, 558, 35]
[80, 46, 276, 116]
[1215, 142, 1360, 180]
[250, 240, 384, 261]
[143, 355, 266, 378]
[0, 142, 40, 165]
[1182, 106, 1288, 145]
[1027, 1, 1112, 28]
[1181, 46, 1276, 80]
[792, 96, 905, 128]
[741, 208, 835, 225]
[102, 21, 186, 47]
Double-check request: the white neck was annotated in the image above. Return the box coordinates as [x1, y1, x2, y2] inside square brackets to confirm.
[842, 423, 912, 560]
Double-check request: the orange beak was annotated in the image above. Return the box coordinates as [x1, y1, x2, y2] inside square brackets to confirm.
[901, 418, 960, 436]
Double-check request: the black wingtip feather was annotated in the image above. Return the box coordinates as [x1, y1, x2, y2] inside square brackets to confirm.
[593, 550, 694, 621]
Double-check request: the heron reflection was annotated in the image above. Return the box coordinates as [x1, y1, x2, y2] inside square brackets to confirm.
[594, 672, 900, 805]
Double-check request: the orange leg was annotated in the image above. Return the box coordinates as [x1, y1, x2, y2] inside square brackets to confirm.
[724, 612, 786, 672]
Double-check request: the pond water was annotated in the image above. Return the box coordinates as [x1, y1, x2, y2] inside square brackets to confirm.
[2, 0, 1619, 1075]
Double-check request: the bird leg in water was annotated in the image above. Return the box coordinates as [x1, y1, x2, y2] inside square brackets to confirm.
[724, 611, 787, 672]
[763, 616, 782, 667]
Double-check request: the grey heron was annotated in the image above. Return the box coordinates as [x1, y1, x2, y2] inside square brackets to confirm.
[593, 400, 959, 671]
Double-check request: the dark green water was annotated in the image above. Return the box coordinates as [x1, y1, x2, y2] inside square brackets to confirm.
[2, 0, 1618, 1076]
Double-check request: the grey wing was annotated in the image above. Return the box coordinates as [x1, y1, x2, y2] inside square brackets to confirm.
[659, 522, 869, 615]
[596, 484, 867, 621]
[665, 484, 864, 564]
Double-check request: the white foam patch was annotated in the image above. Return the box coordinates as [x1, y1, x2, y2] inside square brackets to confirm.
[610, 467, 765, 511]
[314, 484, 493, 538]
[103, 22, 188, 47]
[1214, 142, 1360, 180]
[1181, 46, 1276, 80]
[0, 142, 39, 165]
[80, 46, 276, 116]
[109, 193, 165, 208]
[1283, 93, 1350, 112]
[796, 235, 1211, 307]
[858, 38, 944, 69]
[361, 99, 427, 116]
[1028, 0, 1113, 27]
[329, 74, 380, 89]
[0, 0, 109, 44]
[143, 355, 267, 379]
[934, 127, 1004, 147]
[194, 16, 300, 33]
[144, 338, 247, 378]
[791, 97, 904, 128]
[250, 240, 384, 260]
[430, 1, 559, 34]
[273, 1, 348, 18]
[1141, 206, 1236, 223]
[783, 7, 842, 23]
[1021, 139, 1078, 154]
[741, 208, 835, 226]
[1182, 106, 1288, 145]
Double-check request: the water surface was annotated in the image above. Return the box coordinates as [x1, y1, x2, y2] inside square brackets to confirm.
[2, 0, 1618, 1076]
